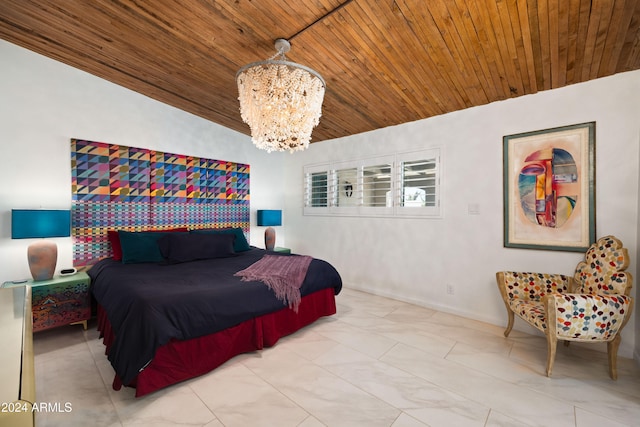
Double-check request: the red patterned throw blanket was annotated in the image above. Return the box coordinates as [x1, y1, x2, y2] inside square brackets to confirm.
[234, 254, 313, 312]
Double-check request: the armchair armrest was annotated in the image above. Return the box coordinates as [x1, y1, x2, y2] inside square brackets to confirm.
[544, 293, 633, 341]
[497, 271, 571, 302]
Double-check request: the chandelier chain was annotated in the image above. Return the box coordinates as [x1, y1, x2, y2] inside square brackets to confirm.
[268, 47, 286, 61]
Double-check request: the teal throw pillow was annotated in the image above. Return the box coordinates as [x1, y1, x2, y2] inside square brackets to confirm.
[118, 231, 180, 264]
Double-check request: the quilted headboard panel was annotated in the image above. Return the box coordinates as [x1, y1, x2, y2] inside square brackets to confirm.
[70, 139, 250, 266]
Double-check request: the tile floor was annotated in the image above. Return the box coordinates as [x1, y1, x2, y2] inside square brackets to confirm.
[34, 288, 640, 426]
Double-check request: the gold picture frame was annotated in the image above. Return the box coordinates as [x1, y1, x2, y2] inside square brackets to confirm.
[503, 122, 595, 251]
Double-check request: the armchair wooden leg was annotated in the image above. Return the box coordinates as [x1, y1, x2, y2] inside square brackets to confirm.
[545, 333, 557, 377]
[607, 335, 621, 380]
[504, 309, 514, 337]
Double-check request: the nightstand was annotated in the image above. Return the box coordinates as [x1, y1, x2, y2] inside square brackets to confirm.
[273, 247, 291, 254]
[2, 272, 91, 332]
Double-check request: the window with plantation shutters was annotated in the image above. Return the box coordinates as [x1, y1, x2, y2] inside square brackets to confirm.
[304, 148, 441, 218]
[304, 166, 329, 211]
[310, 172, 328, 207]
[334, 167, 358, 208]
[362, 162, 392, 207]
[396, 151, 440, 216]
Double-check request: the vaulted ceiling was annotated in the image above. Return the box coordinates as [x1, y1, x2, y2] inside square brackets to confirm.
[1, 1, 639, 144]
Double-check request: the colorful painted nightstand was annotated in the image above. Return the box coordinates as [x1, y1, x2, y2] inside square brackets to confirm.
[2, 272, 91, 332]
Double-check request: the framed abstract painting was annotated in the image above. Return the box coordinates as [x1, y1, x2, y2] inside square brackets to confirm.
[503, 122, 595, 251]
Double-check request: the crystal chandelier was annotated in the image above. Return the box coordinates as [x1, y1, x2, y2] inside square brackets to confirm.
[236, 39, 325, 153]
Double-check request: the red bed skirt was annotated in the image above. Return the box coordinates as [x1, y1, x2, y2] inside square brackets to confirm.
[96, 287, 337, 397]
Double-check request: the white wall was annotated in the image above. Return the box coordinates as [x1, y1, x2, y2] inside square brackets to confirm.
[637, 126, 640, 362]
[284, 70, 640, 359]
[2, 38, 638, 359]
[0, 40, 287, 282]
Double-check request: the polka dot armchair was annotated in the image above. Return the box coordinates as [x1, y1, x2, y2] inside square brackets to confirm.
[496, 236, 634, 379]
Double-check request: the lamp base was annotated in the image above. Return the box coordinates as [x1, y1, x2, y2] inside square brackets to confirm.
[264, 227, 276, 251]
[28, 240, 57, 281]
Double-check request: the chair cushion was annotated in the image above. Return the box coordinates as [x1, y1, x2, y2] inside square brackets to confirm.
[573, 235, 631, 295]
[549, 293, 632, 340]
[509, 299, 547, 332]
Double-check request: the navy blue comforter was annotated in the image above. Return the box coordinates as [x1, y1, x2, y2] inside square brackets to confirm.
[89, 248, 342, 385]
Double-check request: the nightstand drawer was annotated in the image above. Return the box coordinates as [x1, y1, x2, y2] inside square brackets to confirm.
[3, 272, 91, 332]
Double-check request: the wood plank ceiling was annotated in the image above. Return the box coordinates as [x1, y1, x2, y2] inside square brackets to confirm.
[1, 0, 639, 144]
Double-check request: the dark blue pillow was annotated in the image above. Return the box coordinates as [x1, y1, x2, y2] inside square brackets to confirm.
[118, 231, 179, 264]
[191, 227, 250, 252]
[157, 232, 237, 264]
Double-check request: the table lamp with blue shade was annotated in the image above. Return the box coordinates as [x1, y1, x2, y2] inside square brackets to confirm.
[257, 209, 282, 251]
[11, 209, 71, 281]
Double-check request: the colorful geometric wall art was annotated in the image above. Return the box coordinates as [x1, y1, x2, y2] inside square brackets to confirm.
[71, 139, 250, 265]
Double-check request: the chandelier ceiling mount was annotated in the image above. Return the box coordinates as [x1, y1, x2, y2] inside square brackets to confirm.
[236, 38, 326, 153]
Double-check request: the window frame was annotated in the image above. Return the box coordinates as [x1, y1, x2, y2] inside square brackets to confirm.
[331, 159, 361, 215]
[394, 150, 441, 217]
[303, 164, 330, 214]
[357, 154, 396, 216]
[303, 148, 442, 218]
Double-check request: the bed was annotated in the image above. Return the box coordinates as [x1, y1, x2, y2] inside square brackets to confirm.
[88, 230, 342, 397]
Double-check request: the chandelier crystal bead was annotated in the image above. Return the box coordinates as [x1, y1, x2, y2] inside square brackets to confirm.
[236, 39, 325, 153]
